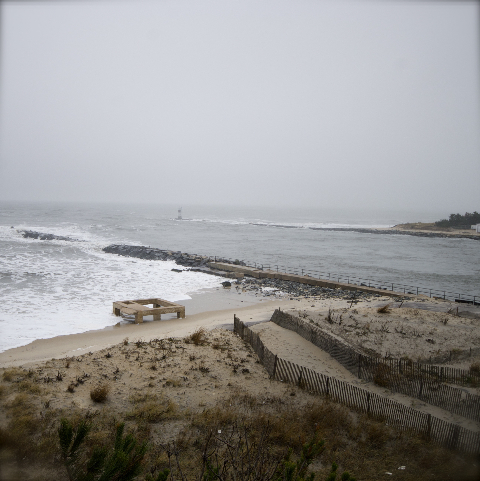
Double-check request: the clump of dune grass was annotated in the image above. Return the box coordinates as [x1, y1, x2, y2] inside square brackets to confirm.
[5, 392, 32, 411]
[17, 379, 42, 394]
[2, 367, 24, 382]
[163, 378, 182, 387]
[126, 392, 177, 423]
[187, 327, 207, 346]
[2, 392, 44, 460]
[64, 356, 75, 368]
[0, 384, 8, 399]
[469, 362, 480, 374]
[212, 340, 228, 351]
[377, 303, 392, 314]
[90, 384, 110, 403]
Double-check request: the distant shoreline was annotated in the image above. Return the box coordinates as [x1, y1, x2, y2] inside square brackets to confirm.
[249, 224, 480, 240]
[310, 225, 480, 241]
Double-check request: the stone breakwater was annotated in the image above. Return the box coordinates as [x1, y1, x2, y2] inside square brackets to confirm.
[19, 230, 82, 242]
[102, 244, 244, 268]
[311, 227, 480, 241]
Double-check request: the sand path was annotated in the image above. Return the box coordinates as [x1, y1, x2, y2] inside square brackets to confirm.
[249, 320, 480, 432]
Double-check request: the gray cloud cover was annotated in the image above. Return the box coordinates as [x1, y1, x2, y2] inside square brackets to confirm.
[0, 0, 478, 211]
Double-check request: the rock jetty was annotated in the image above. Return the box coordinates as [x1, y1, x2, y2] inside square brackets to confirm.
[102, 244, 245, 269]
[19, 230, 81, 242]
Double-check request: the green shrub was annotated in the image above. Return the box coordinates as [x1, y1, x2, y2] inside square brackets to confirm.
[58, 418, 147, 481]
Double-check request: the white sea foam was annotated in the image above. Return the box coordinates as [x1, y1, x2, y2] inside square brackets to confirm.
[0, 226, 221, 352]
[178, 218, 392, 229]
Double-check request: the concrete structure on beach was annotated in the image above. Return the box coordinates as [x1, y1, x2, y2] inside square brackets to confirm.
[113, 298, 185, 323]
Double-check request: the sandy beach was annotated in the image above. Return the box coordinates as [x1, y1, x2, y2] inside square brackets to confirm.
[0, 287, 282, 368]
[391, 223, 480, 233]
[0, 286, 370, 367]
[387, 224, 480, 238]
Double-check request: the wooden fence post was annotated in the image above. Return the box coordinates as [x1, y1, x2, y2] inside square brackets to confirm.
[419, 379, 423, 399]
[326, 377, 330, 396]
[426, 413, 432, 440]
[272, 355, 278, 379]
[298, 367, 303, 387]
[367, 392, 371, 415]
[449, 425, 461, 450]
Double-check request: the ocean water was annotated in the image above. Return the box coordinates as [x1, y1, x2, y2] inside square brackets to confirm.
[1, 201, 479, 353]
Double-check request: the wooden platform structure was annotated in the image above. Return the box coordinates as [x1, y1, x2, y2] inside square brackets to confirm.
[113, 298, 185, 324]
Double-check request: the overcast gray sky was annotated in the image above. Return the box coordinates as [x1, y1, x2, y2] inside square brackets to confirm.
[0, 0, 478, 212]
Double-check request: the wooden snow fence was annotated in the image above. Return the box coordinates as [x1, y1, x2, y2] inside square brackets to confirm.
[270, 310, 480, 422]
[233, 315, 480, 455]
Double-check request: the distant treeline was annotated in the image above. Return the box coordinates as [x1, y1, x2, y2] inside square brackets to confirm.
[435, 211, 480, 228]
